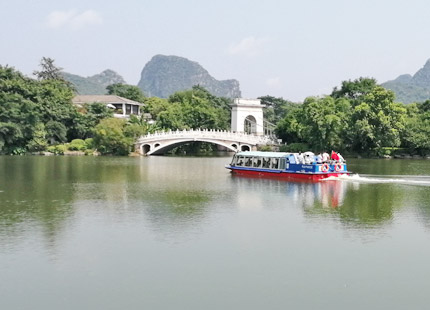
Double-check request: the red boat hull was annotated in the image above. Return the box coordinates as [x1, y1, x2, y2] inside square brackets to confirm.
[229, 168, 348, 180]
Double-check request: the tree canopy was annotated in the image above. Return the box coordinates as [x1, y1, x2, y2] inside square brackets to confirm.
[275, 78, 416, 155]
[154, 86, 230, 130]
[2, 60, 430, 156]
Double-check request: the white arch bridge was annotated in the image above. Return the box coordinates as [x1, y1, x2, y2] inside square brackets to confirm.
[136, 129, 274, 155]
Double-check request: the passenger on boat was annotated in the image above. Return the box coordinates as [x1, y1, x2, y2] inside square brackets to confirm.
[297, 152, 304, 164]
[331, 151, 339, 161]
[337, 153, 345, 163]
[322, 152, 330, 163]
[303, 151, 315, 164]
[316, 153, 323, 164]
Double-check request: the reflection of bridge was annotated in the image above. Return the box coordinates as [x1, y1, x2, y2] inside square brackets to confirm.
[136, 129, 273, 155]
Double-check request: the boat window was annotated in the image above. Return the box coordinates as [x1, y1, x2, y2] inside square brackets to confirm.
[271, 158, 279, 169]
[288, 154, 296, 164]
[279, 158, 286, 170]
[253, 157, 261, 168]
[244, 157, 252, 167]
[237, 156, 244, 166]
[262, 157, 270, 168]
[230, 155, 237, 166]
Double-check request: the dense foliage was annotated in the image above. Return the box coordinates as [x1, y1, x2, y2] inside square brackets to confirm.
[0, 64, 77, 154]
[275, 78, 427, 155]
[2, 60, 430, 156]
[146, 86, 230, 130]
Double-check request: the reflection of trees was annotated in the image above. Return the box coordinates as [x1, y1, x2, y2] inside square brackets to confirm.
[70, 156, 217, 236]
[3, 155, 427, 246]
[0, 157, 75, 247]
[337, 184, 401, 227]
[231, 174, 401, 228]
[140, 189, 211, 235]
[303, 182, 402, 227]
[408, 187, 430, 231]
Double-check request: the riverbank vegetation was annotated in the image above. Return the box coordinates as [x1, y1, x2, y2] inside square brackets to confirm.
[272, 78, 430, 156]
[1, 59, 430, 156]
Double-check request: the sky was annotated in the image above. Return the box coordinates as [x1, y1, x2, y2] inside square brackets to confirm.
[2, 0, 430, 101]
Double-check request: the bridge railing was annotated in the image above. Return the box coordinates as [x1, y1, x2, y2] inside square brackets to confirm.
[136, 128, 273, 144]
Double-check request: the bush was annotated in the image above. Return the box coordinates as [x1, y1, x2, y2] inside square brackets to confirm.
[280, 143, 309, 152]
[85, 138, 94, 149]
[93, 118, 133, 155]
[84, 149, 95, 156]
[47, 144, 68, 155]
[9, 146, 27, 156]
[258, 145, 273, 152]
[69, 139, 87, 151]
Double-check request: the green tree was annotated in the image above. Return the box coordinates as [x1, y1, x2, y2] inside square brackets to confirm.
[93, 118, 134, 155]
[350, 86, 406, 152]
[69, 102, 114, 139]
[331, 77, 378, 103]
[143, 97, 170, 120]
[127, 114, 161, 135]
[276, 96, 351, 151]
[301, 96, 350, 150]
[157, 87, 230, 130]
[27, 123, 48, 152]
[0, 66, 40, 152]
[259, 95, 299, 124]
[33, 57, 65, 81]
[275, 107, 305, 144]
[107, 83, 146, 103]
[401, 102, 430, 153]
[0, 63, 82, 152]
[45, 120, 68, 143]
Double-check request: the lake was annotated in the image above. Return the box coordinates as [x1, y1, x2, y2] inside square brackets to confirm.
[1, 155, 430, 309]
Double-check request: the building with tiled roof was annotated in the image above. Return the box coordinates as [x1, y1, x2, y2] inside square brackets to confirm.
[72, 95, 144, 119]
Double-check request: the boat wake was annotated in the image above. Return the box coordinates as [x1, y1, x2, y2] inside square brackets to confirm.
[322, 173, 430, 186]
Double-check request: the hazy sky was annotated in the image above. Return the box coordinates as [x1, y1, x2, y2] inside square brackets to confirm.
[2, 0, 430, 101]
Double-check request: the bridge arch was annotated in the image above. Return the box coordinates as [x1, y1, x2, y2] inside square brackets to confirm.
[231, 99, 264, 136]
[240, 144, 251, 151]
[244, 115, 257, 135]
[141, 144, 151, 155]
[147, 138, 238, 155]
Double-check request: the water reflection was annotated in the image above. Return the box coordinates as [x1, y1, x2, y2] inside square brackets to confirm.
[0, 157, 75, 249]
[1, 156, 430, 248]
[229, 174, 403, 228]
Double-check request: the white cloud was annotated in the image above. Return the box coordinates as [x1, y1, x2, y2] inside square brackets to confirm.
[227, 36, 269, 57]
[47, 10, 103, 30]
[266, 77, 281, 89]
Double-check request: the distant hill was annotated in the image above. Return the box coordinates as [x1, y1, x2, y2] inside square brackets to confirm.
[137, 55, 241, 98]
[62, 69, 126, 95]
[382, 59, 430, 104]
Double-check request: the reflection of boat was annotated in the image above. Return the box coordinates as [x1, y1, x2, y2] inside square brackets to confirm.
[230, 171, 348, 209]
[226, 151, 349, 180]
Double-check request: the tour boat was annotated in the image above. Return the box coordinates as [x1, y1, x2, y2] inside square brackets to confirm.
[226, 151, 349, 180]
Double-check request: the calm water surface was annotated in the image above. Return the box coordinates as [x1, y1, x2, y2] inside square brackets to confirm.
[1, 156, 430, 309]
